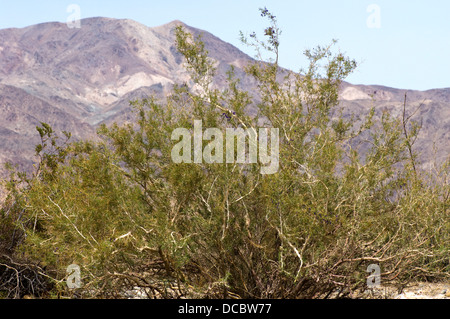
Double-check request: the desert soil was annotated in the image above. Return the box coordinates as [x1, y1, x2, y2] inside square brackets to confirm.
[361, 281, 450, 299]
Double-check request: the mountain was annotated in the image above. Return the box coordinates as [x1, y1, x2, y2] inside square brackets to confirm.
[338, 83, 450, 170]
[0, 17, 448, 177]
[0, 17, 254, 174]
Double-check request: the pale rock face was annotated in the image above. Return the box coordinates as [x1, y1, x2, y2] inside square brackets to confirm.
[116, 72, 173, 96]
[340, 87, 371, 100]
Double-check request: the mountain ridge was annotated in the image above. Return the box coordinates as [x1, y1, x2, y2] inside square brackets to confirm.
[0, 17, 448, 175]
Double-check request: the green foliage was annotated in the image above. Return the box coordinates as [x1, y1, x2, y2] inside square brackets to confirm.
[1, 8, 448, 299]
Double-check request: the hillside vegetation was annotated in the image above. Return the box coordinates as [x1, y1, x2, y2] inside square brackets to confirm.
[0, 9, 448, 299]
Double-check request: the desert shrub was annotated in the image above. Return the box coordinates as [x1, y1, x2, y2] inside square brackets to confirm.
[1, 8, 448, 298]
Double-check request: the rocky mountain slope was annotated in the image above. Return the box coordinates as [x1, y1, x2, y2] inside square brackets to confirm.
[0, 17, 448, 175]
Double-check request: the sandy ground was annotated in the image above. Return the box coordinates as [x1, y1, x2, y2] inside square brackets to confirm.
[121, 281, 450, 299]
[361, 282, 450, 299]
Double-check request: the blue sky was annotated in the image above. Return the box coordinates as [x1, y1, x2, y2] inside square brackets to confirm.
[0, 0, 449, 91]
